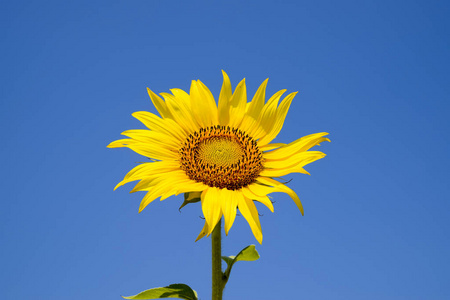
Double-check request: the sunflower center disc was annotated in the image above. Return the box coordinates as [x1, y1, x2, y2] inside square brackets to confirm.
[197, 137, 244, 167]
[179, 125, 264, 190]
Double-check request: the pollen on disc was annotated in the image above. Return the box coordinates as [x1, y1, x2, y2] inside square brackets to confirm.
[197, 137, 244, 167]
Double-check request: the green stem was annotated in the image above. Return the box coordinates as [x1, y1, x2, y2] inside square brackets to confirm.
[211, 219, 223, 300]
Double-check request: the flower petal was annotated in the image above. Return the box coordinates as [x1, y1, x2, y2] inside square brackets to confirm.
[228, 78, 247, 128]
[114, 161, 180, 190]
[160, 92, 199, 134]
[190, 80, 218, 127]
[249, 89, 286, 140]
[258, 92, 297, 146]
[263, 132, 330, 160]
[257, 177, 304, 215]
[197, 80, 219, 123]
[218, 70, 233, 125]
[242, 186, 274, 213]
[264, 151, 326, 169]
[259, 143, 286, 151]
[137, 176, 180, 212]
[238, 196, 263, 244]
[120, 129, 180, 149]
[195, 221, 209, 242]
[136, 171, 204, 212]
[246, 78, 269, 120]
[239, 78, 268, 135]
[170, 88, 191, 106]
[201, 187, 223, 235]
[107, 138, 178, 161]
[160, 178, 206, 201]
[220, 188, 238, 235]
[131, 170, 187, 193]
[147, 88, 173, 119]
[138, 191, 161, 213]
[132, 111, 186, 141]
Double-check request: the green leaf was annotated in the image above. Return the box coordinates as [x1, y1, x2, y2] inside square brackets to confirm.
[179, 192, 201, 210]
[221, 245, 260, 283]
[122, 283, 198, 300]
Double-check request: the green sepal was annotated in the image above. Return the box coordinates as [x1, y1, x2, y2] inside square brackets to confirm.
[179, 192, 201, 211]
[221, 245, 260, 283]
[122, 283, 198, 300]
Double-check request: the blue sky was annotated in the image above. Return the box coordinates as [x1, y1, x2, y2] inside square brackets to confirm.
[2, 1, 449, 299]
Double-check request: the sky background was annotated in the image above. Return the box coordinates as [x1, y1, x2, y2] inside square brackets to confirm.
[2, 1, 449, 299]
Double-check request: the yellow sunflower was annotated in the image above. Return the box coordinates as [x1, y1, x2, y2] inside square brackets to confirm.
[108, 71, 329, 244]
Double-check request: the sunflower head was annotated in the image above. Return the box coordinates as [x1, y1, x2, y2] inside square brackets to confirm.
[108, 71, 329, 243]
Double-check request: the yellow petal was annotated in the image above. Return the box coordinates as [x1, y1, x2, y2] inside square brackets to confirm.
[131, 169, 187, 193]
[246, 180, 274, 195]
[258, 92, 297, 146]
[197, 80, 219, 124]
[201, 187, 223, 235]
[160, 177, 206, 201]
[264, 151, 326, 169]
[137, 177, 179, 211]
[160, 92, 199, 134]
[170, 88, 191, 106]
[132, 111, 186, 141]
[107, 138, 178, 161]
[257, 177, 304, 215]
[228, 78, 247, 128]
[218, 70, 232, 125]
[220, 188, 238, 235]
[246, 182, 277, 212]
[195, 221, 209, 242]
[138, 190, 161, 213]
[238, 196, 263, 244]
[242, 186, 274, 213]
[260, 166, 310, 177]
[127, 143, 178, 160]
[262, 150, 326, 177]
[239, 79, 269, 133]
[120, 129, 180, 149]
[189, 80, 218, 127]
[259, 143, 285, 151]
[115, 163, 149, 190]
[114, 161, 179, 190]
[147, 88, 173, 119]
[131, 177, 159, 193]
[263, 132, 330, 160]
[137, 172, 202, 212]
[246, 78, 268, 120]
[249, 89, 286, 140]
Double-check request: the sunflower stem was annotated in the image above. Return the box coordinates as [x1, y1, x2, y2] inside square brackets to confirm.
[212, 219, 224, 300]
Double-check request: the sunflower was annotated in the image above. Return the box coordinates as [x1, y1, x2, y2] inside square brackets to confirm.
[108, 71, 329, 243]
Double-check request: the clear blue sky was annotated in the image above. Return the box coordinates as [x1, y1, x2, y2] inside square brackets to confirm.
[2, 1, 449, 299]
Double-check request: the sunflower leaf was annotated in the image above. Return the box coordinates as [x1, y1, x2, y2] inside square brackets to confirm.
[122, 283, 198, 300]
[179, 192, 201, 211]
[221, 245, 260, 284]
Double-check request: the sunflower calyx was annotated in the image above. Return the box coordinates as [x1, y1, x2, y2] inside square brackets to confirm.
[179, 192, 202, 211]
